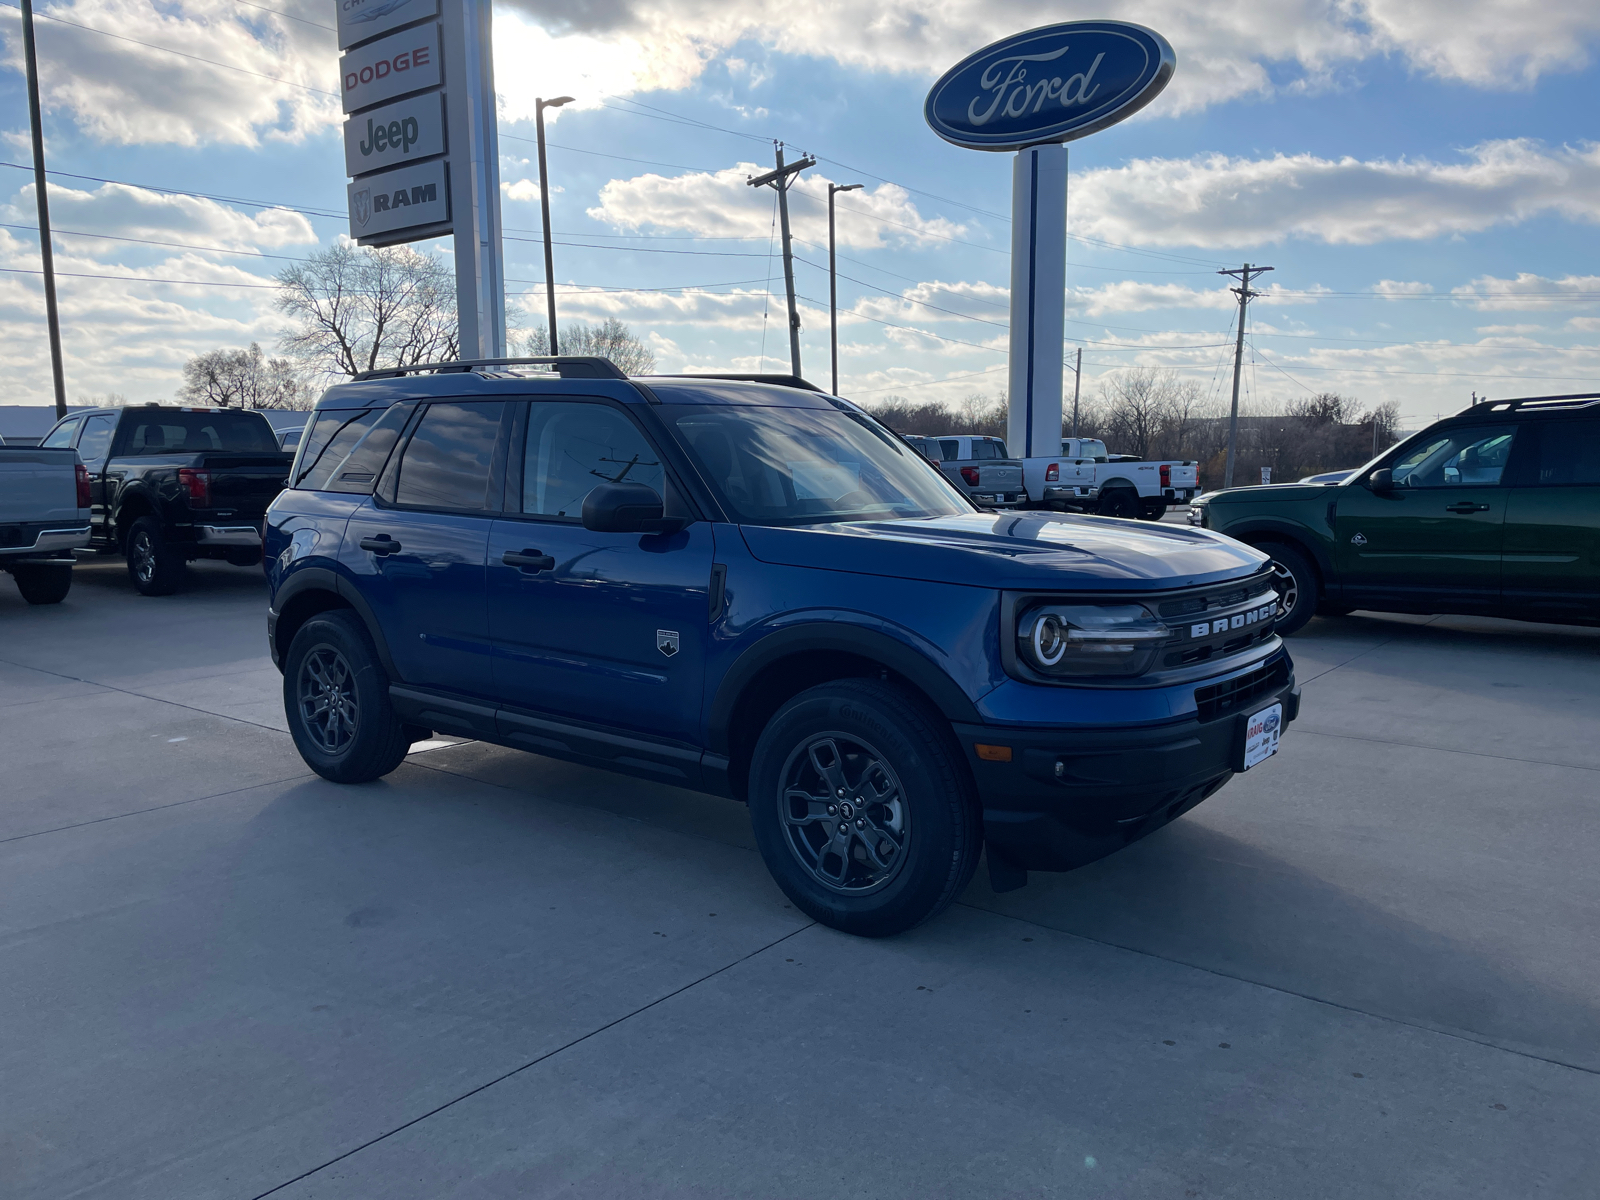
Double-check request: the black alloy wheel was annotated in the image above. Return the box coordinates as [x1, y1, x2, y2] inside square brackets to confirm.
[125, 515, 184, 596]
[297, 645, 359, 755]
[1097, 489, 1140, 519]
[1265, 543, 1319, 636]
[283, 610, 411, 783]
[748, 679, 981, 937]
[778, 732, 911, 895]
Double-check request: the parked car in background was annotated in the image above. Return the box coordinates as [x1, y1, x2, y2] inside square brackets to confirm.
[277, 426, 305, 452]
[901, 434, 1026, 508]
[39, 404, 293, 595]
[265, 359, 1298, 937]
[1026, 438, 1199, 520]
[1195, 393, 1600, 633]
[0, 444, 91, 604]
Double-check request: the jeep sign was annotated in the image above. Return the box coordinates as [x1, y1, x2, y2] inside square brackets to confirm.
[347, 159, 449, 239]
[344, 92, 445, 177]
[339, 23, 439, 114]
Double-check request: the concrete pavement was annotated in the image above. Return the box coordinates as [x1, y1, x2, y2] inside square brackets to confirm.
[3, 557, 1597, 1197]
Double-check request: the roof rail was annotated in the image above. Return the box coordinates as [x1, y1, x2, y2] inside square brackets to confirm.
[1471, 392, 1600, 413]
[650, 372, 826, 393]
[354, 356, 628, 382]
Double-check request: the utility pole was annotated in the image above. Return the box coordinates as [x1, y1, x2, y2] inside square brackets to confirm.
[535, 95, 573, 355]
[21, 0, 66, 418]
[1219, 262, 1272, 488]
[748, 145, 815, 378]
[828, 181, 862, 395]
[1068, 346, 1082, 438]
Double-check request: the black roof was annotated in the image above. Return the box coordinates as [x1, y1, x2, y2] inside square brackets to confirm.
[1454, 393, 1599, 422]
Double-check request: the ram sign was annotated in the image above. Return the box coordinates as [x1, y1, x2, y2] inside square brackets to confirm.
[347, 159, 449, 239]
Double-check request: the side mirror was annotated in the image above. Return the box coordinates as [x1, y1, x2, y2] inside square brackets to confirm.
[581, 481, 686, 534]
[1368, 468, 1394, 492]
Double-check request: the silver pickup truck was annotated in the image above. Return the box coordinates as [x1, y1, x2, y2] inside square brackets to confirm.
[0, 445, 92, 604]
[902, 434, 1027, 508]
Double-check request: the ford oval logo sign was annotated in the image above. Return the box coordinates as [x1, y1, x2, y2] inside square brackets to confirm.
[925, 21, 1175, 151]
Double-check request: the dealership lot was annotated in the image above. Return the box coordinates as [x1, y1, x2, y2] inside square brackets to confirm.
[4, 558, 1598, 1198]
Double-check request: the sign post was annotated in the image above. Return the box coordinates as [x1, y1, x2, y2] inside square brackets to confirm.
[926, 22, 1175, 460]
[336, 0, 505, 359]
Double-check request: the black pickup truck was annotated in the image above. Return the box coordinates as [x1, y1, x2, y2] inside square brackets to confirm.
[39, 405, 293, 594]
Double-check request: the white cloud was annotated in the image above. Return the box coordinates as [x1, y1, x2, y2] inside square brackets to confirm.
[589, 165, 965, 249]
[2, 0, 339, 146]
[3, 181, 317, 252]
[502, 179, 558, 203]
[1374, 280, 1435, 297]
[1071, 140, 1600, 247]
[1451, 272, 1600, 309]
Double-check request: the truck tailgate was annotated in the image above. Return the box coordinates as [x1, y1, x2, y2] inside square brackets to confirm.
[1168, 463, 1199, 488]
[204, 454, 292, 512]
[974, 463, 1024, 491]
[0, 448, 81, 527]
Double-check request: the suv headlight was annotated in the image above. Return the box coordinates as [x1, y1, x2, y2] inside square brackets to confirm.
[1017, 603, 1171, 678]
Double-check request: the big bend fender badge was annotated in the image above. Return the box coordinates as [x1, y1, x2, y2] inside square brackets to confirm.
[657, 630, 680, 658]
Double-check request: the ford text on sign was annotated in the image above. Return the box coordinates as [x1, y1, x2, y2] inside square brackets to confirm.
[340, 23, 439, 114]
[925, 21, 1174, 151]
[344, 92, 445, 177]
[336, 0, 437, 51]
[348, 159, 449, 240]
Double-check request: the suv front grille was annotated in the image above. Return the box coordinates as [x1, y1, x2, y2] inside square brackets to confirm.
[1157, 576, 1268, 618]
[1194, 658, 1289, 723]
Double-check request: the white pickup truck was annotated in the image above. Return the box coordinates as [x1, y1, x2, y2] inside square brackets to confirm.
[1022, 438, 1200, 520]
[0, 445, 92, 603]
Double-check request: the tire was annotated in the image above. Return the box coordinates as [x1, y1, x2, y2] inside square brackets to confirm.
[125, 516, 185, 596]
[747, 679, 982, 938]
[283, 610, 410, 783]
[1265, 543, 1320, 637]
[11, 563, 72, 604]
[1137, 502, 1165, 521]
[1096, 489, 1140, 519]
[224, 547, 263, 567]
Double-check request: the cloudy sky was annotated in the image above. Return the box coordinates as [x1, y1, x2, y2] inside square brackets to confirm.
[2, 0, 1598, 424]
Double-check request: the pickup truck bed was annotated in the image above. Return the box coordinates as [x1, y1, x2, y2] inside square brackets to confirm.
[0, 446, 91, 604]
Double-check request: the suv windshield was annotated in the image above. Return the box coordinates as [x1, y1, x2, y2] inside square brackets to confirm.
[668, 404, 970, 526]
[125, 411, 279, 454]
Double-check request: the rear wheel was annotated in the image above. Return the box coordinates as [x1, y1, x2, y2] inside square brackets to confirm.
[284, 610, 410, 783]
[748, 679, 982, 938]
[1265, 543, 1319, 636]
[126, 516, 185, 596]
[224, 546, 263, 567]
[1096, 489, 1140, 519]
[11, 563, 72, 604]
[1138, 501, 1166, 521]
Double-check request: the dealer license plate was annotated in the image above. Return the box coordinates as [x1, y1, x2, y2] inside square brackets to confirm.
[1242, 702, 1283, 770]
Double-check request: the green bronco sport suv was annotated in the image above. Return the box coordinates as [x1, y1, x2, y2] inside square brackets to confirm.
[1193, 393, 1600, 634]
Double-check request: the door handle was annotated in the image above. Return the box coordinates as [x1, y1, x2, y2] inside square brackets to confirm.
[1444, 502, 1490, 514]
[503, 549, 555, 573]
[359, 535, 402, 555]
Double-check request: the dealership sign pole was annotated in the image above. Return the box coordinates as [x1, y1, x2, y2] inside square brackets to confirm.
[926, 22, 1174, 459]
[336, 0, 506, 358]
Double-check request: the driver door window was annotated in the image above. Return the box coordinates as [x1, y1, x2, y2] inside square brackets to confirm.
[520, 402, 663, 518]
[1392, 427, 1517, 488]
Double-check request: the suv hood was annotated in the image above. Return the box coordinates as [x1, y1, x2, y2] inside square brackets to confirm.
[740, 512, 1266, 591]
[1210, 484, 1329, 504]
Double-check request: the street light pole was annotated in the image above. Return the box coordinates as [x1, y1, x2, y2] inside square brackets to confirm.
[21, 0, 66, 418]
[827, 181, 862, 395]
[535, 95, 573, 355]
[748, 145, 815, 379]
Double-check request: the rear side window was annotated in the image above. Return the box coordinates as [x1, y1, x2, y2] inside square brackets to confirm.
[76, 415, 116, 460]
[318, 404, 413, 494]
[394, 402, 505, 511]
[938, 439, 960, 461]
[970, 439, 1007, 460]
[1521, 419, 1600, 486]
[41, 419, 81, 448]
[293, 408, 382, 488]
[125, 411, 278, 453]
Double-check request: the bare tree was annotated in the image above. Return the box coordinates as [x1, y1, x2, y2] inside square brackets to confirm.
[276, 244, 458, 381]
[177, 343, 309, 409]
[1098, 367, 1182, 459]
[522, 318, 657, 376]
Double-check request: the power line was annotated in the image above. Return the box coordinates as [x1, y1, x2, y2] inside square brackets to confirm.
[229, 0, 335, 32]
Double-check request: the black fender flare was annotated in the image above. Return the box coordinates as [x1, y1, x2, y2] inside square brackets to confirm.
[272, 564, 402, 680]
[1222, 518, 1336, 584]
[110, 483, 160, 545]
[705, 622, 981, 756]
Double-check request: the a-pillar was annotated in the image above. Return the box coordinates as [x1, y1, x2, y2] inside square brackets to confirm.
[1006, 143, 1066, 460]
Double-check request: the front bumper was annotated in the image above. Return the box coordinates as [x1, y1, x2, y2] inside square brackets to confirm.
[954, 665, 1299, 875]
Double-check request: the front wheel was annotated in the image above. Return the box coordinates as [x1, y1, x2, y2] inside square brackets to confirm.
[11, 563, 72, 604]
[283, 610, 410, 783]
[748, 679, 982, 938]
[1266, 543, 1320, 636]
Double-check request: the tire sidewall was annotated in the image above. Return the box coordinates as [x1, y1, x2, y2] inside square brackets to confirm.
[126, 516, 183, 596]
[748, 681, 976, 937]
[12, 563, 72, 604]
[1098, 490, 1139, 519]
[283, 610, 405, 782]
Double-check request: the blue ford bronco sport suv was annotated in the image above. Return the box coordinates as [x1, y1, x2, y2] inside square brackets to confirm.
[266, 358, 1299, 936]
